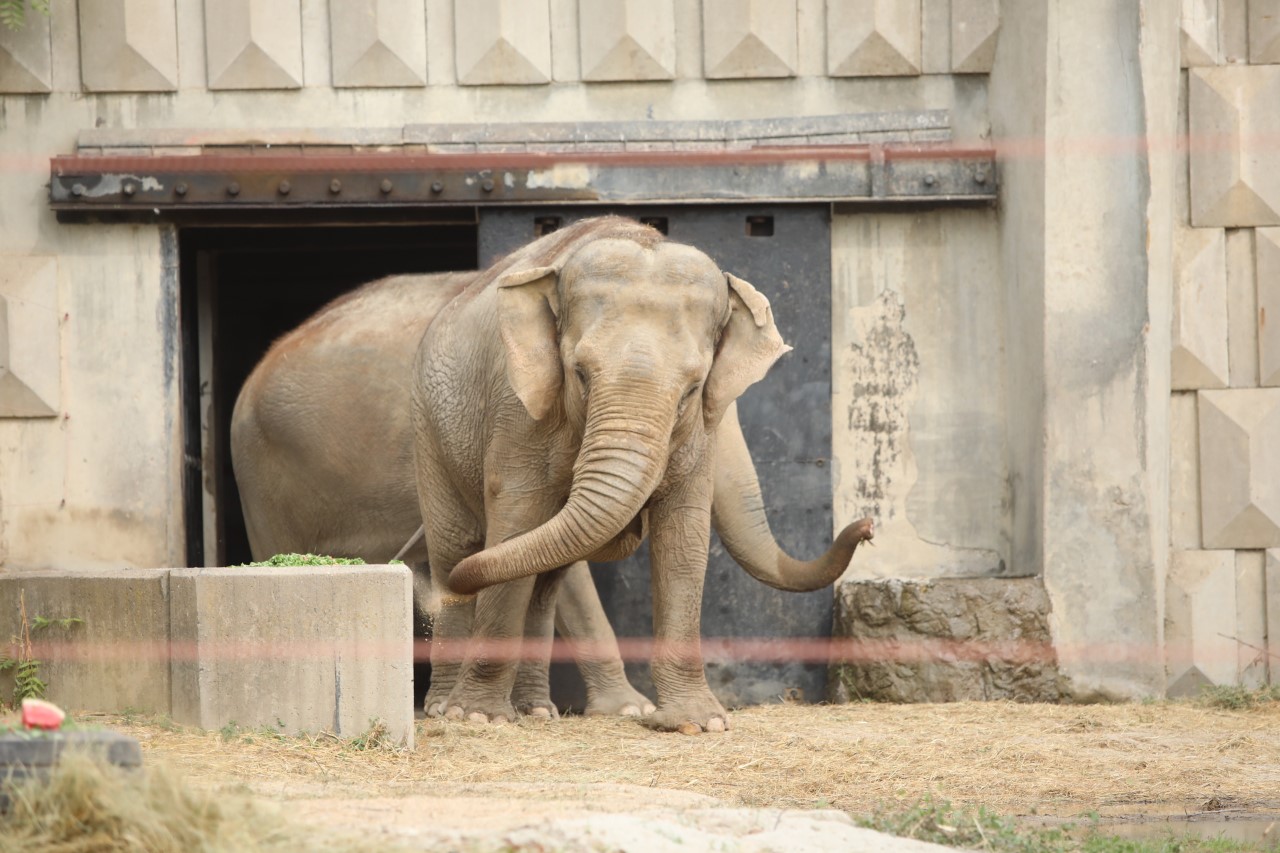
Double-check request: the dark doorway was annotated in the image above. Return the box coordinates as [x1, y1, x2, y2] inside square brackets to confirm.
[179, 223, 479, 569]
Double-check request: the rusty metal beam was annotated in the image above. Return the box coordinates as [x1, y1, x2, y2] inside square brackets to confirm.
[49, 145, 996, 215]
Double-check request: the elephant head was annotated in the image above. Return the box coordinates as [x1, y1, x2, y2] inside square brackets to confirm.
[446, 218, 790, 594]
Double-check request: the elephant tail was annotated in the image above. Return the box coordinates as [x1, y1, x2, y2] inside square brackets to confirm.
[711, 402, 874, 592]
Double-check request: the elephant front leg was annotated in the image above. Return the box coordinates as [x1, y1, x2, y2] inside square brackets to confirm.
[444, 575, 535, 723]
[644, 460, 729, 733]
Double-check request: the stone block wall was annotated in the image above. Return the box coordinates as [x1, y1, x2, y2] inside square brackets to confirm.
[0, 0, 1001, 93]
[1169, 0, 1279, 695]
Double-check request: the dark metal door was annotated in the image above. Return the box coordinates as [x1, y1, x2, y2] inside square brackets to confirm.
[478, 206, 833, 708]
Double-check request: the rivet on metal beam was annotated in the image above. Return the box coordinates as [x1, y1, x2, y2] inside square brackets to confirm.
[380, 179, 393, 194]
[481, 178, 495, 193]
[227, 181, 241, 197]
[175, 182, 188, 196]
[278, 180, 291, 196]
[329, 179, 342, 194]
[122, 182, 137, 197]
[431, 181, 444, 194]
[71, 183, 85, 197]
[923, 174, 937, 188]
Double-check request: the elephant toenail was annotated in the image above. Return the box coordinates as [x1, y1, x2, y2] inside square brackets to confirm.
[528, 707, 552, 718]
[466, 712, 488, 723]
[676, 722, 702, 736]
[706, 718, 726, 733]
[445, 706, 465, 720]
[620, 705, 640, 717]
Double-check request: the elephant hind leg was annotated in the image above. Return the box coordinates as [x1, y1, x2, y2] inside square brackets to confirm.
[511, 567, 569, 719]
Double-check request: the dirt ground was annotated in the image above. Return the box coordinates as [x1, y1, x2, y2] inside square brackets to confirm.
[87, 699, 1280, 847]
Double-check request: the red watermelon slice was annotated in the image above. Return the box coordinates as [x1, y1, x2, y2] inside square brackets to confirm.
[21, 698, 66, 731]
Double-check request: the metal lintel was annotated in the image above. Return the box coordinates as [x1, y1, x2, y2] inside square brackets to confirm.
[49, 145, 997, 215]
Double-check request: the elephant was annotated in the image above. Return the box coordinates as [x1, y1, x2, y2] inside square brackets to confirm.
[406, 215, 873, 732]
[232, 216, 873, 731]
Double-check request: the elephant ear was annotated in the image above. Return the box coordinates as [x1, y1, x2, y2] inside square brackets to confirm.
[497, 265, 562, 421]
[703, 273, 792, 430]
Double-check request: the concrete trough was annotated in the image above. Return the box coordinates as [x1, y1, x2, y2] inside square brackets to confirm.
[0, 565, 414, 747]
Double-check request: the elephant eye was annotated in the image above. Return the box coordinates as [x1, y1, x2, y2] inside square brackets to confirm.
[574, 366, 589, 394]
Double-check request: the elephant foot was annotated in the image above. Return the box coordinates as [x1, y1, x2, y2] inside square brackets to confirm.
[512, 665, 559, 719]
[442, 697, 519, 724]
[585, 683, 656, 718]
[644, 696, 731, 734]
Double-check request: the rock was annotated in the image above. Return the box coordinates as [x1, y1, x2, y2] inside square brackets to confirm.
[828, 577, 1066, 703]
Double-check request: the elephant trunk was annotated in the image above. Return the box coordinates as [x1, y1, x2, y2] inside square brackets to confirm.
[712, 402, 874, 592]
[447, 386, 673, 595]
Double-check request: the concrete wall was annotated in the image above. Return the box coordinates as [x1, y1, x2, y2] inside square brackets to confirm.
[1, 0, 1275, 700]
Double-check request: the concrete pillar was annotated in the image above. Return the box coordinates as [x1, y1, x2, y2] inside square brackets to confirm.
[989, 0, 1178, 698]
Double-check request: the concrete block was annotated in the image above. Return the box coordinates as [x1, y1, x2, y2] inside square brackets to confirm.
[78, 0, 178, 92]
[1189, 66, 1280, 227]
[1165, 550, 1237, 696]
[1172, 227, 1229, 389]
[1170, 392, 1203, 549]
[950, 0, 998, 74]
[827, 0, 921, 77]
[0, 2, 51, 92]
[1234, 550, 1267, 687]
[169, 565, 414, 746]
[1267, 550, 1280, 683]
[1226, 228, 1259, 386]
[1249, 0, 1280, 63]
[330, 0, 427, 88]
[0, 571, 172, 714]
[702, 0, 797, 79]
[1198, 388, 1280, 548]
[1180, 0, 1220, 67]
[829, 578, 1062, 703]
[454, 0, 551, 85]
[204, 0, 303, 90]
[580, 0, 675, 81]
[1257, 229, 1280, 387]
[0, 256, 60, 418]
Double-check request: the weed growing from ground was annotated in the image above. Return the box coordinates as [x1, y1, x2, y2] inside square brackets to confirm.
[857, 795, 1277, 853]
[1198, 685, 1280, 711]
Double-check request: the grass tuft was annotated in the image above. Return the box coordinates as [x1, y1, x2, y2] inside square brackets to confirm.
[1197, 685, 1280, 711]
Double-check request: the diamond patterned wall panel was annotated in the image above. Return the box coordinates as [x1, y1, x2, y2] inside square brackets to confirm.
[1173, 227, 1229, 389]
[205, 0, 303, 89]
[455, 0, 551, 85]
[1226, 228, 1259, 386]
[827, 0, 921, 77]
[1267, 549, 1280, 682]
[1198, 388, 1280, 548]
[1171, 393, 1203, 549]
[79, 0, 178, 92]
[702, 0, 796, 79]
[950, 0, 999, 73]
[1181, 0, 1220, 66]
[1166, 550, 1239, 696]
[0, 257, 59, 418]
[1250, 0, 1280, 63]
[1235, 551, 1268, 687]
[0, 4, 51, 92]
[330, 0, 427, 87]
[1258, 228, 1280, 387]
[580, 0, 674, 81]
[1189, 66, 1280, 227]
